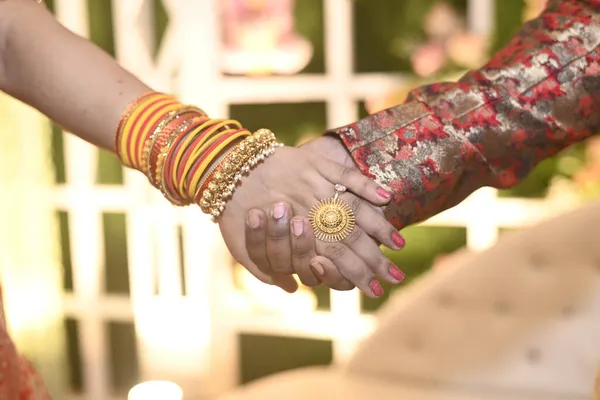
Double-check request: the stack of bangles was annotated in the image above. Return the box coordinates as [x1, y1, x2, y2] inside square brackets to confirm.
[115, 92, 282, 221]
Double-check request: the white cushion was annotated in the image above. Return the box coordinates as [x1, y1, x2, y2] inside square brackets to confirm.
[347, 199, 600, 398]
[217, 366, 560, 400]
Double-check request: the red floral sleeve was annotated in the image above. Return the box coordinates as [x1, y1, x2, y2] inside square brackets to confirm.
[329, 0, 600, 229]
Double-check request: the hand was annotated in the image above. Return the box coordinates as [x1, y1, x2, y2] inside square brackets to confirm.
[217, 138, 399, 296]
[242, 136, 407, 297]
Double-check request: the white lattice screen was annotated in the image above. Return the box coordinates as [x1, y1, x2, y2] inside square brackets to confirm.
[44, 0, 575, 399]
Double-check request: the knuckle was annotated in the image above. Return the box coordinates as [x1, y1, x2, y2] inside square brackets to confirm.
[292, 243, 312, 260]
[272, 263, 293, 273]
[349, 197, 363, 215]
[265, 246, 288, 265]
[376, 257, 392, 275]
[266, 231, 288, 242]
[343, 227, 362, 246]
[322, 244, 346, 261]
[339, 260, 370, 283]
[339, 166, 351, 185]
[374, 224, 393, 241]
[361, 180, 372, 195]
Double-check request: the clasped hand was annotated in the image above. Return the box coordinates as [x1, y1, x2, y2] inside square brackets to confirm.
[218, 135, 406, 298]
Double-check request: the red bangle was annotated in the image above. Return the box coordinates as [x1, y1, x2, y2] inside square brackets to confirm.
[148, 112, 198, 188]
[162, 117, 208, 200]
[131, 99, 178, 168]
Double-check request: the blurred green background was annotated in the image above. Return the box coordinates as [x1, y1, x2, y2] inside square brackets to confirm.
[43, 0, 591, 395]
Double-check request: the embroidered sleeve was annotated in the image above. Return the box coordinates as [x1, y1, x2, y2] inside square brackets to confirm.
[329, 0, 600, 229]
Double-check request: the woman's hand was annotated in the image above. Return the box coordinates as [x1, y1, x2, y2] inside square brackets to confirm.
[244, 201, 407, 297]
[243, 136, 407, 297]
[218, 137, 405, 297]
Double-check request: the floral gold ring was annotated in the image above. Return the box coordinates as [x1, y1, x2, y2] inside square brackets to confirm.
[308, 184, 356, 242]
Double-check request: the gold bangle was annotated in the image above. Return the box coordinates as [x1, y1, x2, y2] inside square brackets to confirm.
[141, 106, 203, 176]
[156, 117, 203, 206]
[199, 129, 282, 220]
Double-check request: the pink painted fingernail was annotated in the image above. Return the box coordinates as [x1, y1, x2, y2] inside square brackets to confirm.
[247, 211, 261, 229]
[370, 280, 384, 297]
[310, 261, 325, 276]
[273, 203, 286, 219]
[392, 232, 406, 249]
[292, 219, 304, 237]
[389, 265, 405, 282]
[377, 187, 392, 199]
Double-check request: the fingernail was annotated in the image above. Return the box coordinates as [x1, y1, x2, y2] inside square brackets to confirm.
[370, 279, 384, 297]
[273, 203, 286, 219]
[292, 219, 304, 237]
[389, 265, 406, 282]
[377, 187, 392, 199]
[247, 211, 261, 229]
[392, 232, 406, 249]
[310, 261, 325, 276]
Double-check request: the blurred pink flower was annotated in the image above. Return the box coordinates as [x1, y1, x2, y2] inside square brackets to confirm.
[424, 2, 462, 40]
[446, 31, 488, 69]
[411, 42, 446, 77]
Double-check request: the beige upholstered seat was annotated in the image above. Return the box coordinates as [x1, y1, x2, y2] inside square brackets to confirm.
[219, 199, 600, 400]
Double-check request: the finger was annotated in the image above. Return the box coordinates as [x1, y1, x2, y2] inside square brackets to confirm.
[266, 202, 294, 274]
[245, 208, 298, 292]
[245, 209, 270, 274]
[316, 240, 384, 298]
[236, 255, 299, 293]
[334, 221, 405, 285]
[316, 159, 392, 206]
[342, 191, 406, 251]
[309, 255, 355, 291]
[290, 216, 320, 287]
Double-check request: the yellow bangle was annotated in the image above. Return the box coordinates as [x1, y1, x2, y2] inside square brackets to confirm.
[181, 120, 242, 178]
[120, 93, 173, 167]
[171, 119, 218, 187]
[156, 117, 204, 204]
[141, 106, 202, 175]
[187, 130, 249, 198]
[115, 92, 157, 166]
[131, 100, 179, 166]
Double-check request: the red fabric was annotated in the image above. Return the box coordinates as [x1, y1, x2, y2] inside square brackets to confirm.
[0, 287, 50, 400]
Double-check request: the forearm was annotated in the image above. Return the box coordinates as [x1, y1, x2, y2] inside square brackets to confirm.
[0, 0, 150, 151]
[329, 0, 600, 229]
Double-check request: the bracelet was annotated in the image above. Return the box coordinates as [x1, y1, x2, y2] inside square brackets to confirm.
[157, 117, 205, 205]
[186, 129, 250, 201]
[114, 91, 156, 166]
[142, 106, 205, 176]
[115, 92, 278, 214]
[198, 129, 283, 220]
[116, 92, 171, 167]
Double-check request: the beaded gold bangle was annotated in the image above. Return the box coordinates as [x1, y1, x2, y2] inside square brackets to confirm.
[156, 117, 205, 205]
[198, 129, 282, 220]
[142, 106, 204, 176]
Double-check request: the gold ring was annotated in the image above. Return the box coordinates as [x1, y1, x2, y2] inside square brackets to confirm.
[308, 184, 356, 242]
